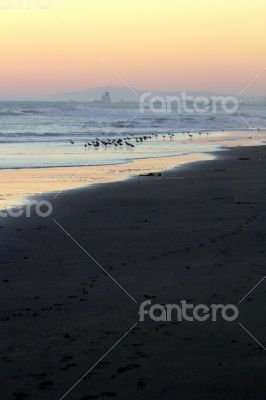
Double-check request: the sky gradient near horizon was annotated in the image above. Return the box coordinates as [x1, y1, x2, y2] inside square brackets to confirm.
[0, 0, 266, 97]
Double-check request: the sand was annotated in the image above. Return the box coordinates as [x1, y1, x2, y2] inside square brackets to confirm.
[0, 153, 213, 210]
[0, 145, 266, 399]
[1, 129, 265, 210]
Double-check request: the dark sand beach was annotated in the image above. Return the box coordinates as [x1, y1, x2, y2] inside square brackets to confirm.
[1, 145, 266, 400]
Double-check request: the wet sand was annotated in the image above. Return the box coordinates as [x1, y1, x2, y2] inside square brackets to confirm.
[0, 145, 266, 399]
[0, 153, 213, 210]
[0, 129, 265, 210]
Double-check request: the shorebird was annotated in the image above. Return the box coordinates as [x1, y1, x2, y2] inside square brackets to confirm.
[70, 140, 75, 144]
[125, 141, 135, 147]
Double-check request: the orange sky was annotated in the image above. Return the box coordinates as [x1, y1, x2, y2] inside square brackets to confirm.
[0, 0, 265, 97]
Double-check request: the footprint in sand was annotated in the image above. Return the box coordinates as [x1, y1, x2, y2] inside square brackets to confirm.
[137, 380, 147, 389]
[13, 393, 30, 399]
[100, 392, 117, 397]
[117, 363, 140, 374]
[38, 380, 54, 391]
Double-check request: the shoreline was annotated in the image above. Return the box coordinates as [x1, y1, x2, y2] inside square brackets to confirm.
[0, 152, 214, 210]
[1, 144, 266, 399]
[0, 129, 265, 210]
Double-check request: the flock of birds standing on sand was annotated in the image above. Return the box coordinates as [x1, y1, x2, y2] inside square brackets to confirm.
[69, 131, 210, 149]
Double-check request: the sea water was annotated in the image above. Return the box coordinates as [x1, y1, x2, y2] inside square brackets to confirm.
[0, 101, 265, 169]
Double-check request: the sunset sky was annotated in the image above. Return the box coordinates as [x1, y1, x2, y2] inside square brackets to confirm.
[0, 0, 266, 98]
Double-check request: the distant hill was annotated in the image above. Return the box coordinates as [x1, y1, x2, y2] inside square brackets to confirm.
[43, 86, 266, 104]
[44, 86, 140, 102]
[44, 86, 226, 102]
[0, 86, 265, 103]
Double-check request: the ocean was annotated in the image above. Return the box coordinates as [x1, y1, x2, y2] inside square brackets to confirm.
[0, 101, 265, 169]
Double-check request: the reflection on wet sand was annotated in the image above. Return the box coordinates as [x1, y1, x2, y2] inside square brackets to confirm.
[0, 130, 265, 210]
[0, 153, 213, 210]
